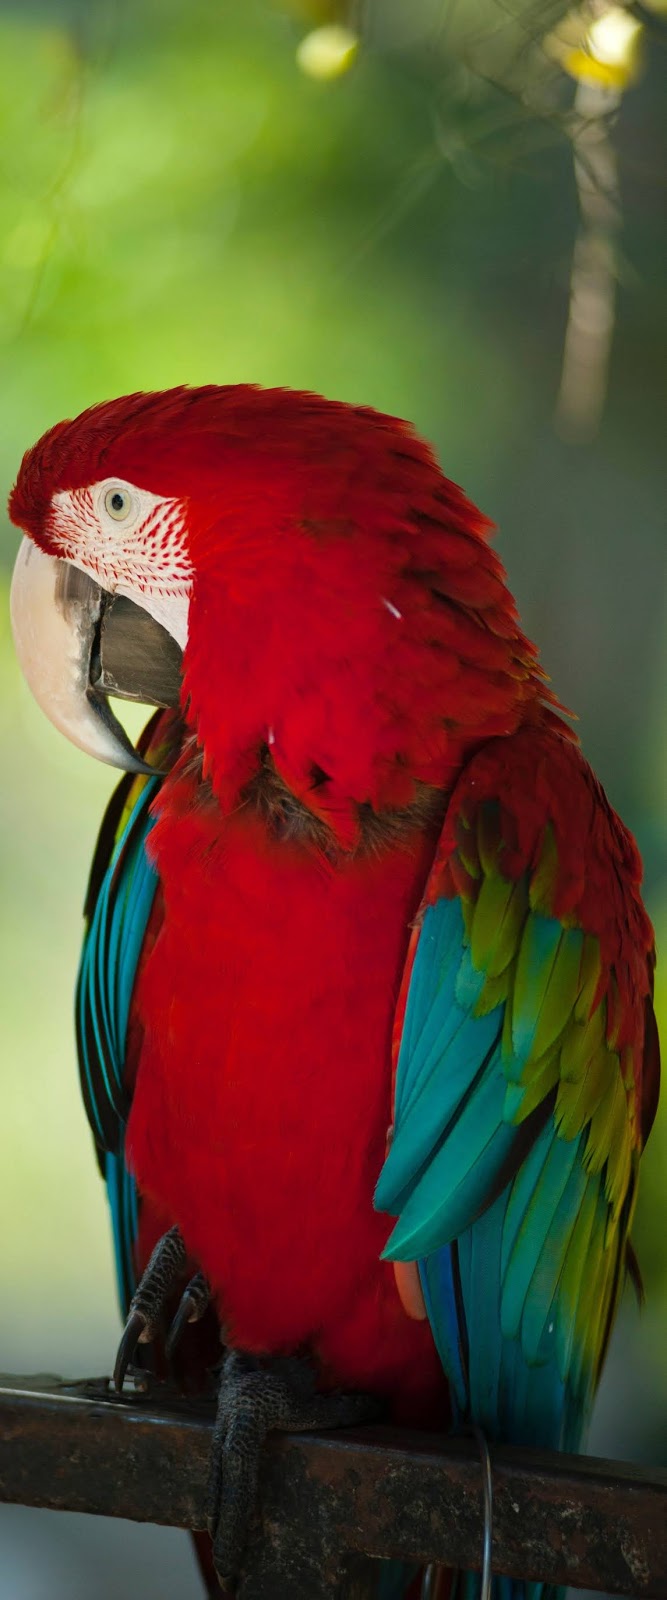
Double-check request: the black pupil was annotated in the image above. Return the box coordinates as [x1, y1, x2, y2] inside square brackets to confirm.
[111, 492, 124, 511]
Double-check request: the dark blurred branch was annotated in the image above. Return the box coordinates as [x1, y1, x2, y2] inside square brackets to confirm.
[1, 1375, 667, 1598]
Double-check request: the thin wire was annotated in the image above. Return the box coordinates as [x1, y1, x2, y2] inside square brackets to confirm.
[472, 1423, 494, 1600]
[420, 1425, 493, 1600]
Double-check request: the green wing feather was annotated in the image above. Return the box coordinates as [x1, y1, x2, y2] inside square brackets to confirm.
[377, 739, 657, 1456]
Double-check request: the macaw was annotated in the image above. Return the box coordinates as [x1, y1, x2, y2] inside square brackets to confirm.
[9, 385, 659, 1600]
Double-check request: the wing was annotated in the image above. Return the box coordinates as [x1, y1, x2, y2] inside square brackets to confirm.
[76, 713, 174, 1314]
[375, 724, 659, 1453]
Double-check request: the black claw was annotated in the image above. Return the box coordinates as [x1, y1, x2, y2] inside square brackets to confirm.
[113, 1308, 148, 1393]
[165, 1295, 195, 1361]
[166, 1270, 211, 1359]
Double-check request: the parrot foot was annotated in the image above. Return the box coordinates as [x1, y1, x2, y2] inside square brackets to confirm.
[206, 1348, 383, 1592]
[113, 1225, 187, 1391]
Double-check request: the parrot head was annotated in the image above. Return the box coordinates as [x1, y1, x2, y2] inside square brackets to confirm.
[9, 384, 550, 841]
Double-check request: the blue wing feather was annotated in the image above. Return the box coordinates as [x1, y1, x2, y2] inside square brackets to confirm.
[395, 897, 465, 1118]
[500, 1133, 583, 1343]
[383, 1049, 518, 1256]
[418, 1247, 467, 1413]
[76, 772, 160, 1314]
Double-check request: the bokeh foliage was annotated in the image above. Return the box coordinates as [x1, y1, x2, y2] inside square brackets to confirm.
[0, 0, 666, 1591]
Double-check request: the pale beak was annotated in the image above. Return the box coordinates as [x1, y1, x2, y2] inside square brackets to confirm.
[10, 537, 183, 772]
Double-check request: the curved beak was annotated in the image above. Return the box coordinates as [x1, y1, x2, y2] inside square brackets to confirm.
[10, 538, 183, 773]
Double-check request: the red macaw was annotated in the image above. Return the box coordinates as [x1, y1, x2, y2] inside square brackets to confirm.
[9, 385, 659, 1600]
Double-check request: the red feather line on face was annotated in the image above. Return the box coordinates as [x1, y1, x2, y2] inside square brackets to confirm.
[9, 384, 573, 846]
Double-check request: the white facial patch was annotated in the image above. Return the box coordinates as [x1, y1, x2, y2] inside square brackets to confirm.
[49, 478, 193, 648]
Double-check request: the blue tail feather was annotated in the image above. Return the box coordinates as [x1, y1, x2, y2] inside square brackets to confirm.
[420, 1183, 570, 1600]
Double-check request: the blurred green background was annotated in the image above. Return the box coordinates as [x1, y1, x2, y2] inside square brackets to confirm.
[0, 0, 665, 1594]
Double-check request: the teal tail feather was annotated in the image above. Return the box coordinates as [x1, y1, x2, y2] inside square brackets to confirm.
[418, 1180, 583, 1600]
[378, 1561, 421, 1598]
[377, 1568, 562, 1599]
[452, 1579, 562, 1600]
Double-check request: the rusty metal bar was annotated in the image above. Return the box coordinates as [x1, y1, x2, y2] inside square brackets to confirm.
[1, 1374, 666, 1598]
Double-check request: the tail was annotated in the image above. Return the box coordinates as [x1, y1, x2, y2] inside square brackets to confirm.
[378, 1563, 560, 1599]
[416, 1179, 585, 1600]
[451, 1580, 563, 1600]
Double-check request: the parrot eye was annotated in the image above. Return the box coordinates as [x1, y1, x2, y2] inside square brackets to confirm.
[103, 485, 134, 522]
